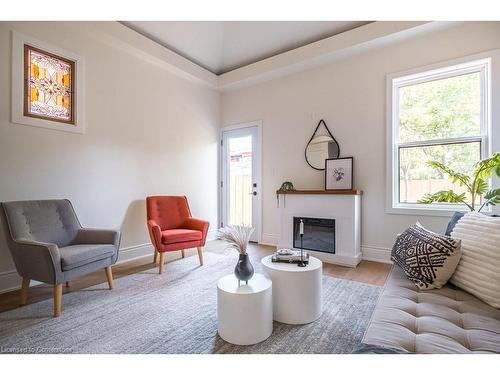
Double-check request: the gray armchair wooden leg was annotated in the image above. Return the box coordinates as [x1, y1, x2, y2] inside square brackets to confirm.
[20, 278, 30, 306]
[105, 266, 114, 289]
[54, 284, 62, 317]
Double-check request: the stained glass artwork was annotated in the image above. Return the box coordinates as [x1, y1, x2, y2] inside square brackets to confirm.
[24, 45, 74, 124]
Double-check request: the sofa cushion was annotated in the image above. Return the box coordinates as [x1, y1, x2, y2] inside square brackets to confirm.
[161, 229, 202, 245]
[362, 266, 500, 353]
[391, 223, 461, 290]
[59, 244, 115, 271]
[445, 211, 499, 236]
[450, 212, 500, 308]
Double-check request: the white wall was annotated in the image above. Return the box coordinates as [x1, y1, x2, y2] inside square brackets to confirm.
[0, 22, 220, 292]
[221, 22, 500, 262]
[1, 21, 499, 292]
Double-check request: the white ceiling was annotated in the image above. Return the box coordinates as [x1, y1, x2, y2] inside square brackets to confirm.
[121, 21, 371, 75]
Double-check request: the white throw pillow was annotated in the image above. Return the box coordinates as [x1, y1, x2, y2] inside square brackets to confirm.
[450, 212, 500, 308]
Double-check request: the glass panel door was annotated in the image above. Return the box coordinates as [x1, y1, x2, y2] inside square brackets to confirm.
[228, 134, 253, 226]
[221, 125, 260, 242]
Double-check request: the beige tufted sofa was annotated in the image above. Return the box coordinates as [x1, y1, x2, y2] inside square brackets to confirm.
[362, 266, 500, 353]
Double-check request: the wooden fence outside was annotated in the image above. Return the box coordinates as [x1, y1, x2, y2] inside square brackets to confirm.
[229, 174, 252, 226]
[400, 179, 475, 203]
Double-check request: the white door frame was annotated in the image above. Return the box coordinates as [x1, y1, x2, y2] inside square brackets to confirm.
[220, 120, 263, 243]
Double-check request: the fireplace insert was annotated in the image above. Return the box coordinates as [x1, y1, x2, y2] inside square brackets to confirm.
[293, 216, 336, 254]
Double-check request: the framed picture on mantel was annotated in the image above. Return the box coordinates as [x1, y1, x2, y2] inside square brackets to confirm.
[325, 157, 353, 190]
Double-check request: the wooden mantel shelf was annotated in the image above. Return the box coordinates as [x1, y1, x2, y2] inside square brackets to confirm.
[276, 189, 363, 196]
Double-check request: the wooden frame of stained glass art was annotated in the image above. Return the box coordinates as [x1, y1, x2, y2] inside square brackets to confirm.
[24, 45, 75, 125]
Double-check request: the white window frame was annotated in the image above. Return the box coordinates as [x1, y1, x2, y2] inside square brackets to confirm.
[386, 56, 491, 216]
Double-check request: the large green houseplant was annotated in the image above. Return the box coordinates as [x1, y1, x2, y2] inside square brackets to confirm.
[418, 152, 500, 212]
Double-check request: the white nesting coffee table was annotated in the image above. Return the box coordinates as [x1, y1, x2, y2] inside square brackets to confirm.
[217, 273, 273, 345]
[262, 255, 323, 324]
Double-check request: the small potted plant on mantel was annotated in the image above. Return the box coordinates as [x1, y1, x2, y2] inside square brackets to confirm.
[419, 152, 500, 212]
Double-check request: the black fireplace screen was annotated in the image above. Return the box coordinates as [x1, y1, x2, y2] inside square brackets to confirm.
[293, 217, 335, 254]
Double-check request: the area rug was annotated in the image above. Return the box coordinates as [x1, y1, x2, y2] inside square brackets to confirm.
[0, 251, 380, 354]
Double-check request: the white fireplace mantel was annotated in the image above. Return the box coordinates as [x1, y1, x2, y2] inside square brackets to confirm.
[277, 189, 362, 267]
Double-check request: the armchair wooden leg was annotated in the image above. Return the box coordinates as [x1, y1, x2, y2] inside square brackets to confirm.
[65, 281, 70, 288]
[197, 247, 204, 266]
[54, 284, 62, 317]
[153, 248, 158, 264]
[159, 252, 165, 274]
[181, 249, 185, 258]
[105, 266, 114, 290]
[20, 278, 30, 306]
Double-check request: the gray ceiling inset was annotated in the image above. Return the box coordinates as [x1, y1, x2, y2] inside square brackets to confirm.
[122, 21, 371, 75]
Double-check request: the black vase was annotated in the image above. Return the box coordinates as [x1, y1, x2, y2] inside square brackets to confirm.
[234, 253, 254, 286]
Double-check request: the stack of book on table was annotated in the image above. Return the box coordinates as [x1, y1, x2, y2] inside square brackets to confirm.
[271, 248, 309, 264]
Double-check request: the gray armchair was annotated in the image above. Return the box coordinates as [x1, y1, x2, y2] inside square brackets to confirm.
[1, 199, 121, 317]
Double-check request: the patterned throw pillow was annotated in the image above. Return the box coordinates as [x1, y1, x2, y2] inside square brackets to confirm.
[450, 212, 500, 308]
[391, 223, 461, 290]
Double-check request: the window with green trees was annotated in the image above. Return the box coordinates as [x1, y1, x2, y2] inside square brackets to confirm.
[390, 58, 490, 210]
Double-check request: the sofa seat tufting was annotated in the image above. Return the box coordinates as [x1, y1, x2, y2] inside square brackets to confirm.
[362, 266, 500, 353]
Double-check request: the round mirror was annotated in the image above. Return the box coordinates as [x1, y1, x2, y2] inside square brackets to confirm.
[305, 120, 340, 170]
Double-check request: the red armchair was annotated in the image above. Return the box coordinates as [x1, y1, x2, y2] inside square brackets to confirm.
[146, 196, 209, 274]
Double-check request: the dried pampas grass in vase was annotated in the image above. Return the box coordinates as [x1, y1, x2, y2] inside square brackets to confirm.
[218, 225, 255, 286]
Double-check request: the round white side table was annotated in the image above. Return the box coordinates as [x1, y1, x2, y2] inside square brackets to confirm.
[217, 273, 273, 345]
[261, 255, 323, 324]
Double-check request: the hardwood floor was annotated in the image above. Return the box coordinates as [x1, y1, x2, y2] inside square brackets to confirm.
[322, 261, 391, 286]
[0, 242, 391, 314]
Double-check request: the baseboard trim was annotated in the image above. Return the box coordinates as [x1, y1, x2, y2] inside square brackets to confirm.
[0, 243, 154, 294]
[116, 243, 154, 265]
[0, 269, 31, 294]
[361, 245, 392, 264]
[260, 233, 279, 247]
[0, 240, 391, 293]
[260, 233, 392, 265]
[309, 251, 362, 268]
[0, 238, 220, 294]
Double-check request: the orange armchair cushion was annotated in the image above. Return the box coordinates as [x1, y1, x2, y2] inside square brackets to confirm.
[161, 229, 202, 245]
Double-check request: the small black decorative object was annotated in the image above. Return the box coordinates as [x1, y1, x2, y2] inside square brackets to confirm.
[218, 225, 255, 286]
[297, 219, 307, 267]
[234, 253, 254, 286]
[305, 119, 340, 170]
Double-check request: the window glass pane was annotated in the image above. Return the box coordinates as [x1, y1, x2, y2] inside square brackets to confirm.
[399, 142, 481, 204]
[399, 72, 481, 143]
[25, 45, 74, 123]
[228, 136, 252, 226]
